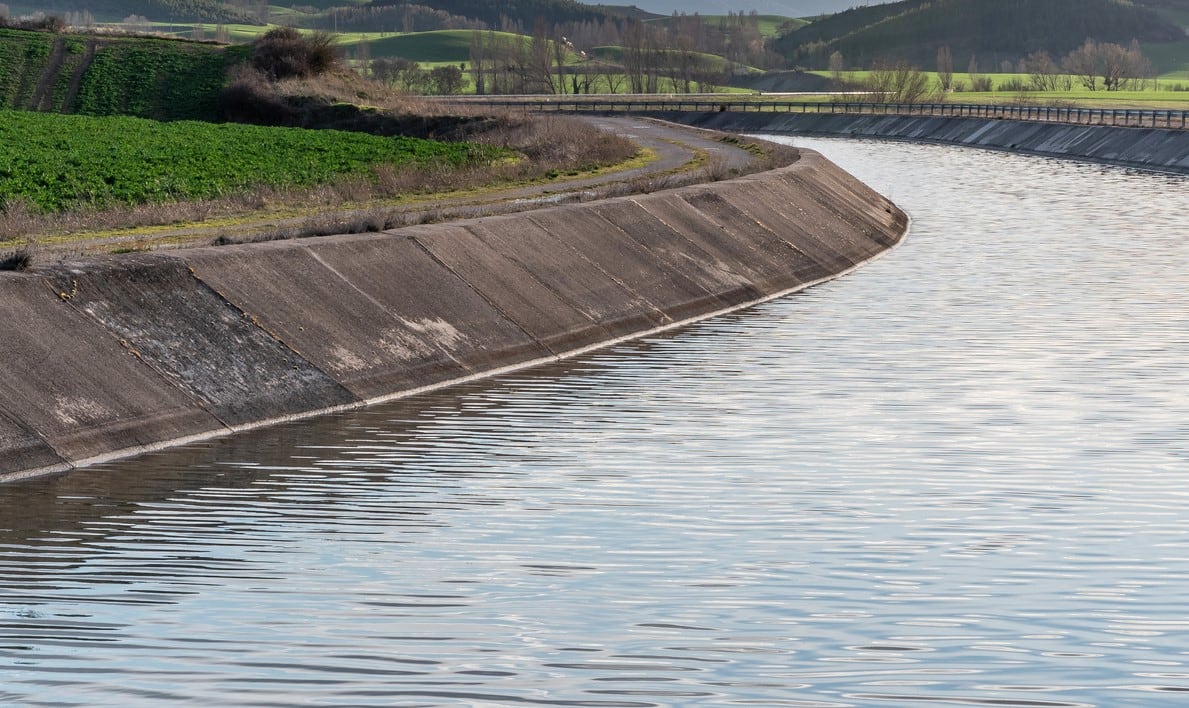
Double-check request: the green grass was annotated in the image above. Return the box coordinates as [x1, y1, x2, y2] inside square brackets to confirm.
[0, 110, 506, 212]
[812, 70, 1189, 105]
[75, 40, 248, 119]
[342, 30, 490, 63]
[1145, 39, 1189, 78]
[589, 45, 754, 74]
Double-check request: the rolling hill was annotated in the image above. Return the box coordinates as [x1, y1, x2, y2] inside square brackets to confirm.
[774, 0, 1187, 69]
[3, 0, 260, 24]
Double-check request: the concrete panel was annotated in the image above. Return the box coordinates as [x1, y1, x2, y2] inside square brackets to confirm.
[0, 406, 67, 479]
[624, 190, 814, 296]
[306, 232, 551, 373]
[45, 255, 355, 426]
[181, 241, 469, 400]
[456, 217, 669, 340]
[0, 274, 224, 465]
[781, 153, 907, 248]
[411, 222, 613, 355]
[751, 168, 894, 260]
[529, 205, 725, 324]
[585, 198, 761, 308]
[670, 112, 1189, 175]
[682, 180, 861, 275]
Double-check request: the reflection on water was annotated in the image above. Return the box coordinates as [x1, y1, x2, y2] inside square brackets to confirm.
[2, 139, 1188, 707]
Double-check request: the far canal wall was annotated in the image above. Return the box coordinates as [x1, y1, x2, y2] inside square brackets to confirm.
[651, 112, 1189, 174]
[0, 150, 907, 482]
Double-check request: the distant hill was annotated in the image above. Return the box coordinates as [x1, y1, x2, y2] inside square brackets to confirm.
[603, 1, 895, 15]
[366, 0, 632, 27]
[774, 0, 1187, 69]
[1139, 0, 1189, 27]
[4, 0, 260, 24]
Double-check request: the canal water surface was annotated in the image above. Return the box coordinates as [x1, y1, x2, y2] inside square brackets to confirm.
[2, 138, 1188, 707]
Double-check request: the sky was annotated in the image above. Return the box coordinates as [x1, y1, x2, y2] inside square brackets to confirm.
[624, 0, 896, 17]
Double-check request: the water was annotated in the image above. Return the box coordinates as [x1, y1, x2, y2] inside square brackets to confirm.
[2, 139, 1188, 707]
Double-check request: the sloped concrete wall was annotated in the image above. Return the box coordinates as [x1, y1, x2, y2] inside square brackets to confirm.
[0, 149, 907, 482]
[655, 112, 1189, 174]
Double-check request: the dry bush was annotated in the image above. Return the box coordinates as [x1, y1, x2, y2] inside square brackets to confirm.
[251, 27, 340, 80]
[0, 199, 38, 242]
[219, 67, 301, 125]
[0, 246, 33, 271]
[472, 114, 636, 172]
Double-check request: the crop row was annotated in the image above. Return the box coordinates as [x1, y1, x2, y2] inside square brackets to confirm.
[0, 110, 505, 213]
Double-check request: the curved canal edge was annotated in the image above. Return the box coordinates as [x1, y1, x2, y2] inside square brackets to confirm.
[0, 149, 907, 483]
[648, 111, 1189, 174]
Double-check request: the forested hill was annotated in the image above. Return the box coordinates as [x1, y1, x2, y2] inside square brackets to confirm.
[366, 0, 648, 28]
[774, 0, 1186, 69]
[8, 0, 261, 23]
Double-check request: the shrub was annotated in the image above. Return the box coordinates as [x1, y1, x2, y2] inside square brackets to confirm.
[0, 246, 32, 271]
[218, 67, 300, 125]
[251, 27, 339, 80]
[998, 78, 1032, 92]
[969, 75, 994, 92]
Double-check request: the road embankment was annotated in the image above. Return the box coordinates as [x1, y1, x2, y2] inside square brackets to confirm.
[0, 149, 907, 482]
[651, 112, 1189, 174]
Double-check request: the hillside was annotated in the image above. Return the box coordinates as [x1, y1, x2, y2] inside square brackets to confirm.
[3, 0, 260, 24]
[0, 27, 247, 119]
[365, 0, 626, 28]
[774, 0, 1187, 69]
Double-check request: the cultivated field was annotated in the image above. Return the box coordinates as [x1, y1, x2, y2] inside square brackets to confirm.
[0, 110, 505, 212]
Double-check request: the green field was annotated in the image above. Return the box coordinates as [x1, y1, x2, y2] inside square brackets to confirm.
[814, 70, 1189, 106]
[0, 28, 247, 119]
[340, 29, 491, 63]
[0, 110, 505, 212]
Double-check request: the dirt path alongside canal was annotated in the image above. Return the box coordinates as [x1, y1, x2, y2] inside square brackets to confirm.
[29, 117, 781, 259]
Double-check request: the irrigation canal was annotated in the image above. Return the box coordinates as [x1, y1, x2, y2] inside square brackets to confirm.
[1, 137, 1187, 707]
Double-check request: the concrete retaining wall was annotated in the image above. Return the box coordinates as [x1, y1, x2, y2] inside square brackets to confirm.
[0, 149, 908, 482]
[651, 112, 1189, 174]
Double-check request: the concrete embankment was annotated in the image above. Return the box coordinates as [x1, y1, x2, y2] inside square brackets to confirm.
[651, 112, 1189, 174]
[0, 149, 907, 482]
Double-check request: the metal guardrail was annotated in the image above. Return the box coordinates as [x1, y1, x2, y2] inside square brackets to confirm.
[464, 97, 1189, 131]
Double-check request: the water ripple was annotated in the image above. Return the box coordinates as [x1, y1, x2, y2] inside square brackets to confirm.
[0, 139, 1187, 706]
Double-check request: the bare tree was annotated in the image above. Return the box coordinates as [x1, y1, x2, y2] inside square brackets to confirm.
[553, 30, 570, 95]
[529, 18, 555, 93]
[622, 19, 647, 93]
[1062, 39, 1153, 92]
[828, 50, 844, 85]
[355, 39, 371, 78]
[866, 61, 935, 103]
[596, 60, 624, 94]
[468, 30, 487, 95]
[936, 45, 953, 92]
[1023, 50, 1068, 91]
[1063, 40, 1100, 91]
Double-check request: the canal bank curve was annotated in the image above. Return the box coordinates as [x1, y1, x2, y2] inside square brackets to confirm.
[646, 111, 1189, 174]
[0, 149, 907, 482]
